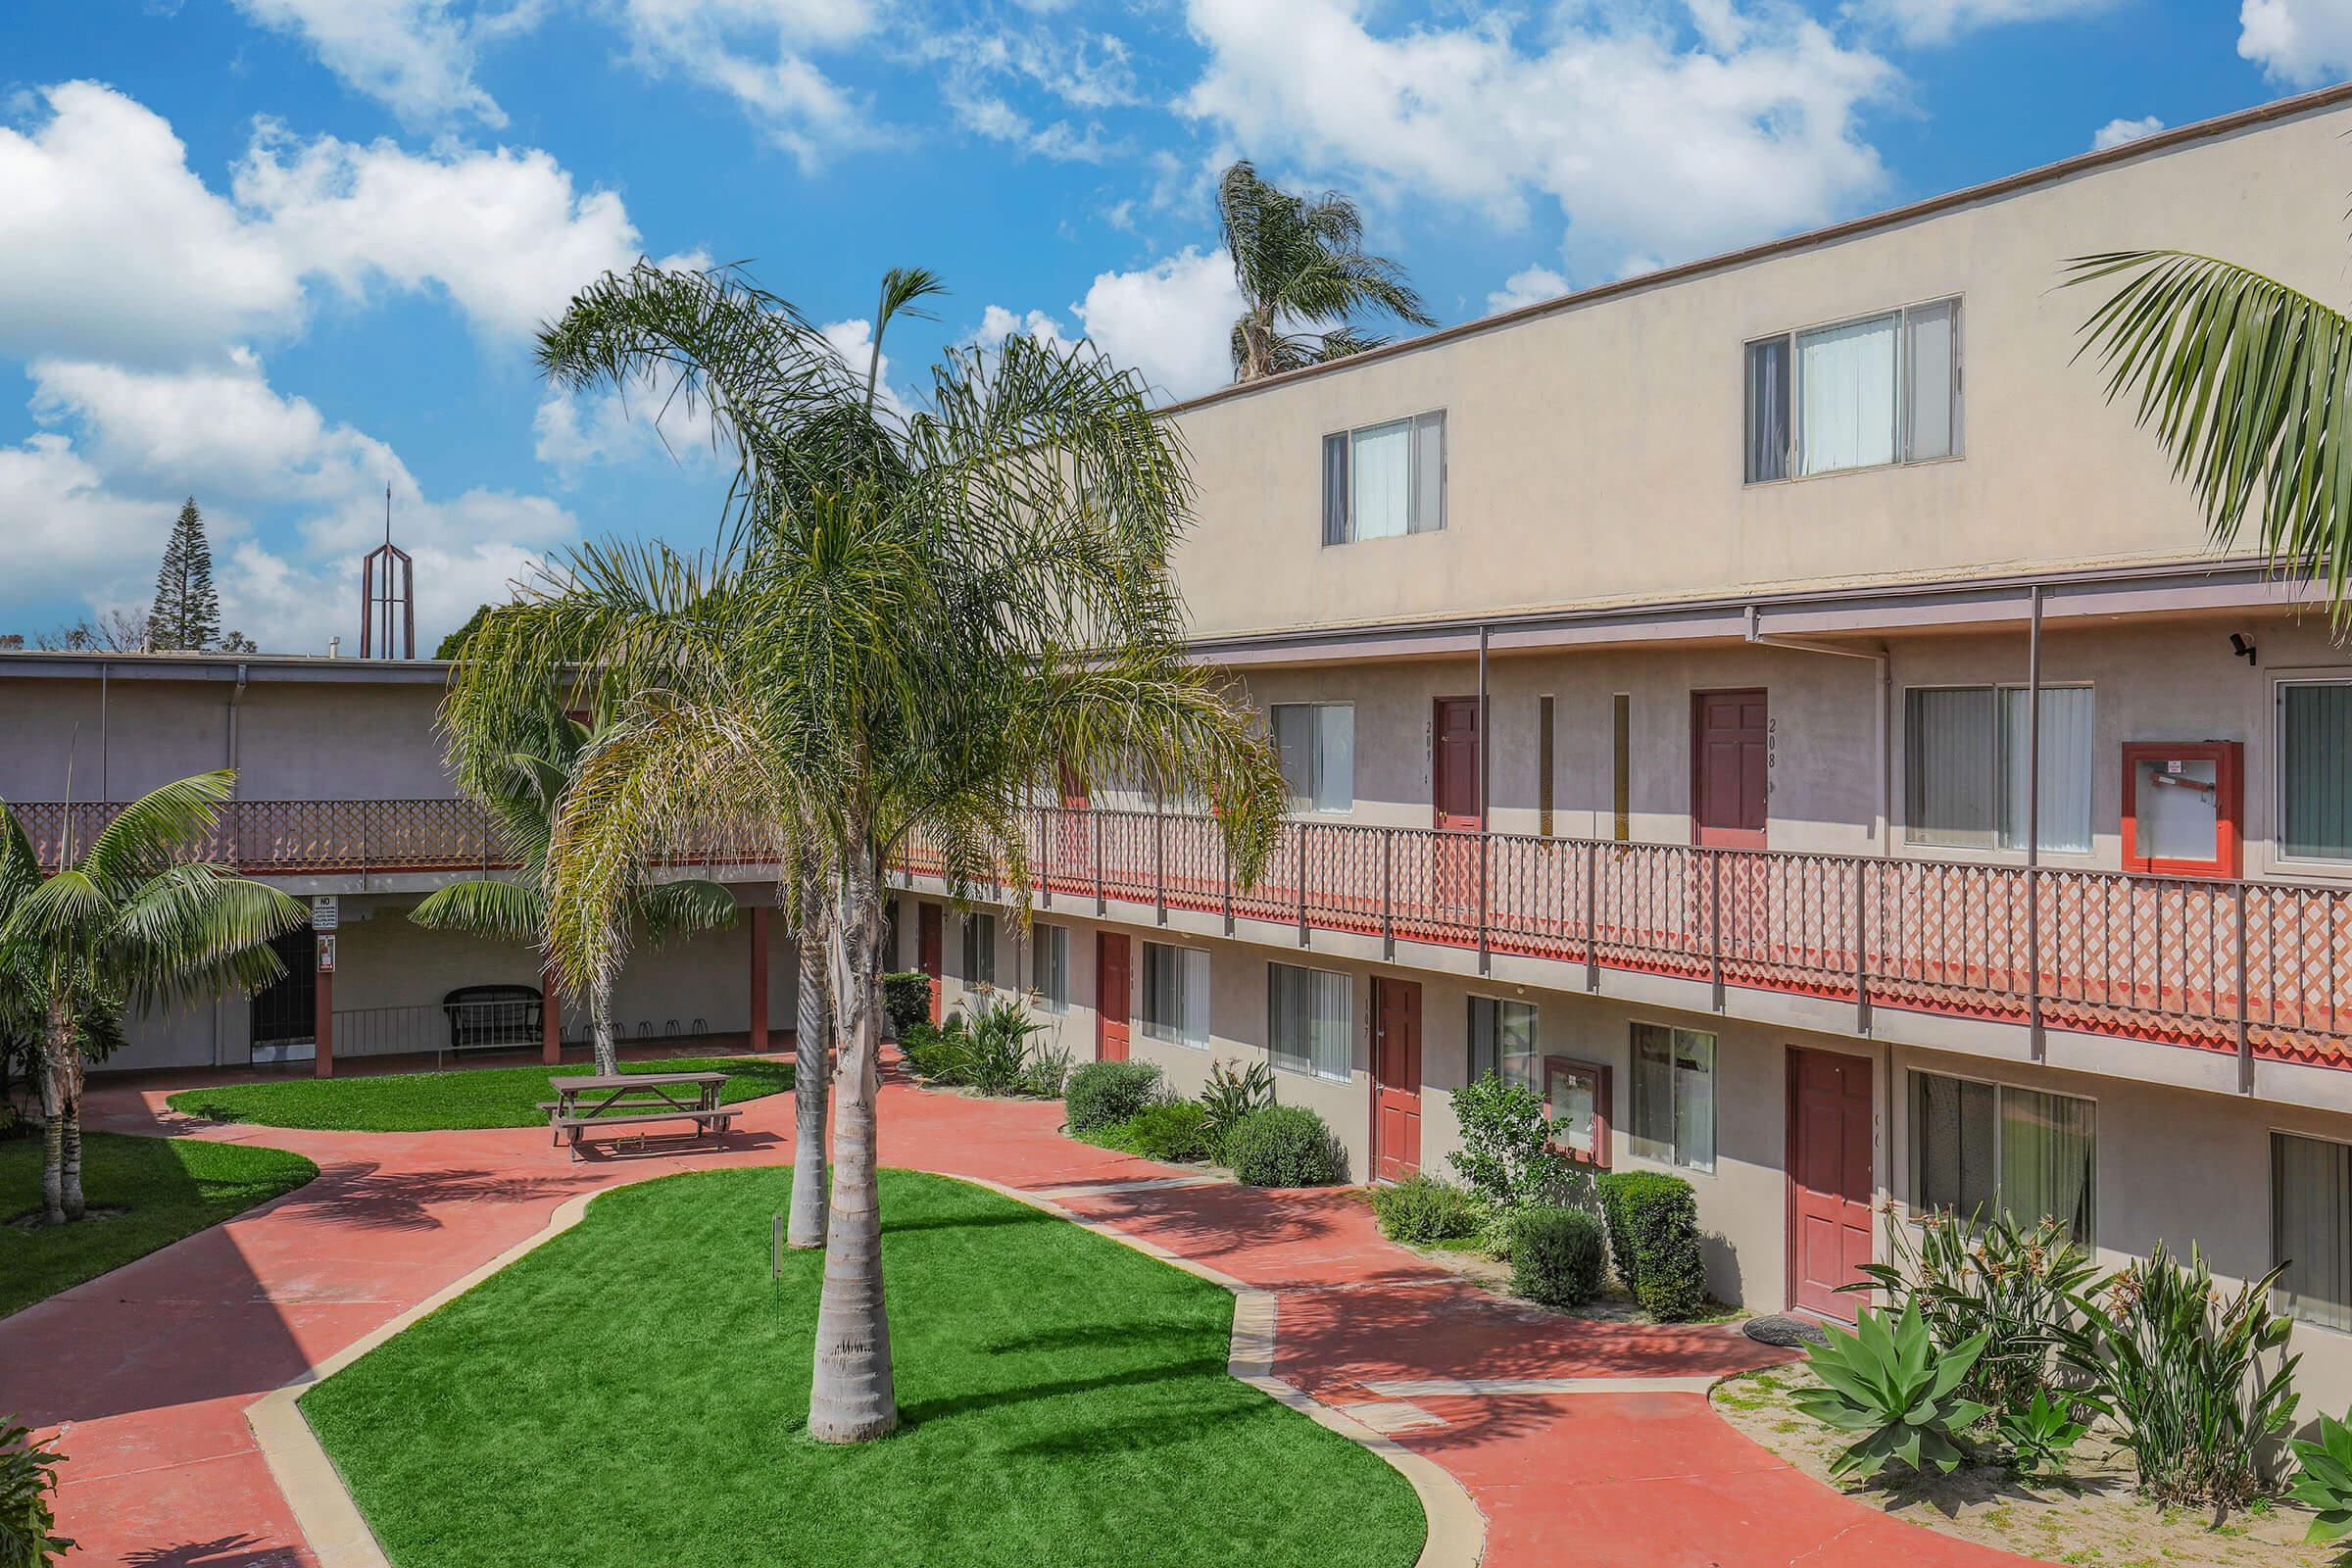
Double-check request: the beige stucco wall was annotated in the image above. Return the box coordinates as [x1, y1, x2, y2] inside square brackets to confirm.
[1167, 101, 2352, 640]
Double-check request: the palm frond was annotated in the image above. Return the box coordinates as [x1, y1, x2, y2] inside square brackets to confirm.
[80, 772, 234, 898]
[636, 877, 738, 941]
[2065, 250, 2352, 612]
[410, 878, 546, 944]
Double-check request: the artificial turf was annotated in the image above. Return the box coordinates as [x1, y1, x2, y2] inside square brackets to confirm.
[0, 1131, 318, 1317]
[302, 1167, 1428, 1568]
[163, 1054, 793, 1132]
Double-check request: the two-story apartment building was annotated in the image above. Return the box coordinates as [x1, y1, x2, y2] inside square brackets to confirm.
[887, 84, 2352, 1405]
[12, 81, 2352, 1407]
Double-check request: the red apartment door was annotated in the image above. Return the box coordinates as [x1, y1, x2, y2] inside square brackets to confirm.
[1787, 1048, 1874, 1320]
[916, 905, 944, 1024]
[1692, 689, 1769, 850]
[1372, 977, 1423, 1181]
[1096, 933, 1131, 1061]
[1432, 697, 1482, 917]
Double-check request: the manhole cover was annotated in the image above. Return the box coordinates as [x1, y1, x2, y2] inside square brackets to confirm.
[1742, 1314, 1830, 1348]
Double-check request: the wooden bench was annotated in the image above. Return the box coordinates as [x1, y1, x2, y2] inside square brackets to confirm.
[546, 1071, 733, 1161]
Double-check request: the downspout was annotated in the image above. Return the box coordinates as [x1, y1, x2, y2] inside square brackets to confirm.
[98, 661, 110, 803]
[214, 662, 249, 1069]
[1476, 623, 1491, 975]
[2026, 585, 2044, 1061]
[1742, 607, 1891, 856]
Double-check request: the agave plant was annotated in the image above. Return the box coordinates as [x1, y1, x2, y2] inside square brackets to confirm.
[1791, 1300, 1990, 1480]
[1995, 1389, 2088, 1478]
[2290, 1409, 2352, 1549]
[0, 1417, 73, 1568]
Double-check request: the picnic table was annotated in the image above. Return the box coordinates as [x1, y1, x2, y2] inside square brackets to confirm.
[543, 1071, 735, 1160]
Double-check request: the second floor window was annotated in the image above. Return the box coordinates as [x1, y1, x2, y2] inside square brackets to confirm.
[2281, 680, 2352, 863]
[1746, 298, 1961, 482]
[1324, 412, 1445, 544]
[1905, 684, 2093, 855]
[1272, 702, 1354, 813]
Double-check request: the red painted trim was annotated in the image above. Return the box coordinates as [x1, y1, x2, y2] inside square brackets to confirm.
[2121, 741, 2243, 879]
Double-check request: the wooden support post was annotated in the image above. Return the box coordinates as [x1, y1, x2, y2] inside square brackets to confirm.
[749, 905, 771, 1055]
[541, 960, 563, 1064]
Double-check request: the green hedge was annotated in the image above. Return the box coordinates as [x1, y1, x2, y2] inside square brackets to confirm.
[1596, 1170, 1706, 1322]
[1225, 1105, 1345, 1188]
[1510, 1206, 1607, 1307]
[1063, 1059, 1162, 1134]
[1119, 1102, 1215, 1162]
[1369, 1174, 1482, 1245]
[881, 972, 933, 1037]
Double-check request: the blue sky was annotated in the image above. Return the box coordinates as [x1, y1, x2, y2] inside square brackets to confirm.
[0, 0, 2339, 653]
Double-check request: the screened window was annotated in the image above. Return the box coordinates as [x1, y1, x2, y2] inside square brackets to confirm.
[1905, 685, 2093, 854]
[1323, 412, 1445, 544]
[961, 911, 996, 989]
[1467, 996, 1540, 1088]
[1629, 1022, 1715, 1172]
[1268, 962, 1350, 1079]
[1273, 703, 1354, 813]
[2281, 681, 2352, 862]
[2275, 1131, 2352, 1332]
[1911, 1071, 2095, 1244]
[1033, 923, 1069, 1012]
[1745, 298, 1961, 482]
[1140, 942, 1208, 1048]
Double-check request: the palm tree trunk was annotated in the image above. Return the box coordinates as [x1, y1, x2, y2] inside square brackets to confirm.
[808, 844, 894, 1443]
[591, 975, 619, 1077]
[789, 917, 832, 1250]
[38, 1002, 77, 1225]
[37, 1044, 65, 1228]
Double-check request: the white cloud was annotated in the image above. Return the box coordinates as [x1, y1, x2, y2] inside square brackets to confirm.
[968, 248, 1242, 404]
[2092, 114, 2164, 151]
[614, 0, 877, 168]
[1180, 0, 1898, 276]
[533, 378, 724, 477]
[0, 83, 650, 365]
[10, 353, 575, 653]
[1486, 265, 1570, 315]
[2239, 0, 2352, 84]
[1840, 0, 2109, 46]
[817, 318, 917, 420]
[228, 0, 543, 128]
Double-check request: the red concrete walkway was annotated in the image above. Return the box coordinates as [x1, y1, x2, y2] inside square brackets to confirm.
[1, 1064, 2044, 1568]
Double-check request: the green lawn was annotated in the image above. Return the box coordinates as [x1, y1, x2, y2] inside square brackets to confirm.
[1, 1131, 318, 1317]
[164, 1054, 793, 1132]
[303, 1168, 1427, 1568]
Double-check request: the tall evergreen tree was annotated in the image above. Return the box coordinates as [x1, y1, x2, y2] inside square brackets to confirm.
[147, 498, 220, 652]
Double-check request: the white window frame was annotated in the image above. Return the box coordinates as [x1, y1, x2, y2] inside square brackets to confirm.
[1744, 296, 1963, 485]
[1031, 922, 1069, 1013]
[1322, 411, 1445, 545]
[1139, 941, 1209, 1050]
[1902, 681, 2095, 857]
[1271, 701, 1355, 815]
[960, 910, 996, 991]
[1627, 1019, 1716, 1173]
[1266, 961, 1352, 1082]
[1466, 993, 1540, 1089]
[2276, 675, 2352, 870]
[1906, 1066, 2097, 1246]
[2272, 1126, 2352, 1335]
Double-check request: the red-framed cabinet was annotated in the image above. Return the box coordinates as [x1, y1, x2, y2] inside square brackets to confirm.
[1544, 1056, 1611, 1169]
[2121, 740, 2243, 879]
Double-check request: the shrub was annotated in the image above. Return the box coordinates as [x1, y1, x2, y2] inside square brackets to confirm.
[1122, 1101, 1214, 1163]
[1200, 1057, 1276, 1160]
[896, 1018, 964, 1083]
[0, 1418, 73, 1567]
[1596, 1170, 1706, 1322]
[1226, 1104, 1346, 1187]
[1793, 1300, 1989, 1480]
[2288, 1409, 2352, 1548]
[881, 971, 932, 1037]
[1996, 1390, 2088, 1478]
[1371, 1174, 1483, 1245]
[1018, 1044, 1073, 1099]
[1853, 1207, 2099, 1416]
[961, 998, 1047, 1096]
[1447, 1073, 1578, 1212]
[1063, 1059, 1162, 1134]
[2058, 1242, 2298, 1509]
[1510, 1206, 1607, 1307]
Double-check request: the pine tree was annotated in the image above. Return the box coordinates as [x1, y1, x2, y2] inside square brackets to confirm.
[147, 498, 221, 652]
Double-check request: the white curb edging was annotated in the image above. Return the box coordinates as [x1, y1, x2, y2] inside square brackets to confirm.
[246, 1171, 1487, 1568]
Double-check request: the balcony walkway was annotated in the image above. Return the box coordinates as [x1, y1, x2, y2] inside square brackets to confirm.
[7, 1055, 2035, 1567]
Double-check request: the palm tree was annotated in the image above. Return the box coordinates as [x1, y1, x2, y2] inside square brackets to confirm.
[2066, 250, 2352, 611]
[448, 261, 1288, 1443]
[415, 701, 734, 1077]
[0, 773, 303, 1224]
[1219, 160, 1435, 383]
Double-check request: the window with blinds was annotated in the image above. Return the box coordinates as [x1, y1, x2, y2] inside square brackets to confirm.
[1268, 962, 1351, 1080]
[1323, 412, 1445, 544]
[2282, 681, 2352, 862]
[2275, 1132, 2352, 1332]
[960, 911, 996, 989]
[1910, 1070, 2096, 1245]
[1272, 703, 1354, 813]
[1904, 684, 2093, 854]
[1033, 924, 1068, 1012]
[1745, 298, 1960, 483]
[1468, 996, 1540, 1087]
[1140, 943, 1208, 1048]
[1629, 1022, 1715, 1172]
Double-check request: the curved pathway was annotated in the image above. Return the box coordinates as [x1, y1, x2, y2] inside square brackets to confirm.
[1, 1064, 2042, 1568]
